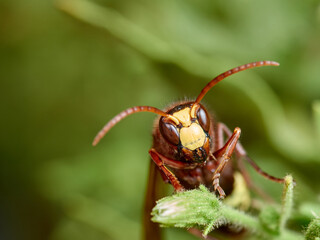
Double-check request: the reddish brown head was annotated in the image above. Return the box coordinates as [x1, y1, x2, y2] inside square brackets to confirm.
[93, 61, 279, 163]
[159, 102, 211, 163]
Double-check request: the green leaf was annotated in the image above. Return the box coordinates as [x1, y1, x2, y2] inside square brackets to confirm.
[305, 218, 320, 240]
[259, 206, 280, 235]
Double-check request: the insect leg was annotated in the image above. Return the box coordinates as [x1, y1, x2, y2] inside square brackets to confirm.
[212, 128, 241, 199]
[149, 150, 224, 239]
[216, 123, 285, 184]
[216, 123, 275, 201]
[149, 149, 185, 192]
[215, 122, 253, 187]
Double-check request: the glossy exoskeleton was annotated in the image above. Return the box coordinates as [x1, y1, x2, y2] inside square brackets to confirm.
[93, 61, 285, 240]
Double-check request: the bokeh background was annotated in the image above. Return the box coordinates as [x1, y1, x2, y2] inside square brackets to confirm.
[1, 0, 320, 239]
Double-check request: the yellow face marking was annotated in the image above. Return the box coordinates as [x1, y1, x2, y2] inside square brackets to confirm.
[172, 108, 191, 127]
[180, 123, 206, 150]
[190, 104, 199, 119]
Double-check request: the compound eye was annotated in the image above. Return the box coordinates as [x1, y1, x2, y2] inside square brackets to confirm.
[159, 119, 180, 145]
[197, 107, 210, 132]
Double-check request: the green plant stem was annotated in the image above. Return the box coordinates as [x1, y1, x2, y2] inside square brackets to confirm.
[220, 204, 264, 232]
[279, 175, 295, 231]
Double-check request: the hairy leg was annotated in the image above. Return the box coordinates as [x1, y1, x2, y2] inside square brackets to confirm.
[215, 122, 285, 201]
[212, 127, 241, 198]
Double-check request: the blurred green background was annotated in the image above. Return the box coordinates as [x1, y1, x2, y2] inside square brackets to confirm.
[1, 0, 320, 239]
